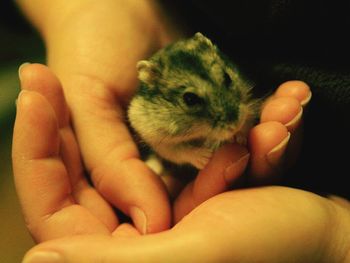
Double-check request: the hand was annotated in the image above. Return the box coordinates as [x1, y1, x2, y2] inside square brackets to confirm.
[17, 62, 312, 228]
[174, 80, 312, 222]
[16, 0, 181, 234]
[17, 0, 312, 229]
[21, 186, 350, 263]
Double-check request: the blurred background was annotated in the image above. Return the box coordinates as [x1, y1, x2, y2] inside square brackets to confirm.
[0, 2, 44, 262]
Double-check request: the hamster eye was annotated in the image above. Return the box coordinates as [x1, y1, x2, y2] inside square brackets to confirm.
[223, 72, 232, 88]
[183, 92, 204, 107]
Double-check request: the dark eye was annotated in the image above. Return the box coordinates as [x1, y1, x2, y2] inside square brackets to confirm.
[223, 72, 232, 88]
[183, 92, 204, 106]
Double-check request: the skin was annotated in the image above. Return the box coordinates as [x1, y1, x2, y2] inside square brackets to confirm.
[12, 82, 350, 262]
[15, 66, 350, 263]
[15, 0, 303, 231]
[12, 0, 350, 262]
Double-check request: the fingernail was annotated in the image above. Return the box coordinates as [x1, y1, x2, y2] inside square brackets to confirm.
[285, 107, 303, 131]
[16, 90, 30, 107]
[301, 91, 312, 106]
[224, 153, 250, 183]
[266, 133, 290, 167]
[23, 251, 65, 263]
[130, 206, 147, 234]
[18, 62, 31, 81]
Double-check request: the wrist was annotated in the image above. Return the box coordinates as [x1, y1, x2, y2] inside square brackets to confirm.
[21, 1, 161, 99]
[16, 0, 87, 38]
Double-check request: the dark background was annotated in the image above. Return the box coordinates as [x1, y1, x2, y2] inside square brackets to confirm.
[161, 0, 350, 198]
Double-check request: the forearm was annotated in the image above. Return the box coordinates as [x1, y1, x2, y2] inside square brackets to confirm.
[16, 1, 166, 99]
[16, 0, 175, 51]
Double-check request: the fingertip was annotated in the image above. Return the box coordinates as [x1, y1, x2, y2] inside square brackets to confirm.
[14, 89, 59, 160]
[275, 80, 312, 106]
[261, 97, 302, 129]
[19, 63, 54, 86]
[22, 250, 64, 263]
[249, 122, 289, 153]
[249, 121, 289, 180]
[200, 143, 249, 186]
[16, 89, 33, 108]
[18, 62, 31, 81]
[95, 158, 171, 234]
[18, 63, 68, 127]
[113, 223, 141, 237]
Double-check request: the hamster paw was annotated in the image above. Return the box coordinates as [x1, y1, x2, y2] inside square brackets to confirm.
[235, 132, 247, 146]
[145, 154, 164, 175]
[191, 148, 213, 170]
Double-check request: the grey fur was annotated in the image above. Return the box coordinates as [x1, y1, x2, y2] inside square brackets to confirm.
[128, 33, 259, 169]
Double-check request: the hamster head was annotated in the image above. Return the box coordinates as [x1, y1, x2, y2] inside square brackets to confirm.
[128, 33, 257, 147]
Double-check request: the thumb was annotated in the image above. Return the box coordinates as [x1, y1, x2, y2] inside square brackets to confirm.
[22, 232, 202, 263]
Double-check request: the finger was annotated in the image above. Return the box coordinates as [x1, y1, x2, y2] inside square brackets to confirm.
[22, 231, 199, 263]
[18, 63, 69, 128]
[12, 91, 110, 241]
[112, 223, 141, 237]
[94, 157, 171, 234]
[174, 144, 249, 223]
[18, 63, 118, 231]
[260, 81, 312, 170]
[262, 80, 312, 132]
[261, 97, 303, 167]
[61, 75, 171, 233]
[261, 96, 302, 133]
[274, 80, 312, 107]
[249, 121, 290, 182]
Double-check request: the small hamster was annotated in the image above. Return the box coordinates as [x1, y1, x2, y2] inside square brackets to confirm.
[128, 32, 258, 170]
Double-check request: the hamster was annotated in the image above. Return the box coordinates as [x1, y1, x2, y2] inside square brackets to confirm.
[128, 32, 258, 170]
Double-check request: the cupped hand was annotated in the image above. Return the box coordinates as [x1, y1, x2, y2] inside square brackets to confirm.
[17, 0, 182, 234]
[22, 186, 350, 263]
[17, 62, 312, 229]
[17, 0, 312, 229]
[174, 80, 312, 222]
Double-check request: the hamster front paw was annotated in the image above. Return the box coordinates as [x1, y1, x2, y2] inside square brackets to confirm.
[235, 131, 247, 146]
[190, 148, 213, 170]
[145, 154, 164, 175]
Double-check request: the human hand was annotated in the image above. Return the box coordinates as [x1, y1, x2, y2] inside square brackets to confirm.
[20, 185, 350, 263]
[12, 95, 349, 263]
[13, 96, 350, 263]
[17, 62, 311, 229]
[16, 0, 181, 233]
[17, 0, 313, 228]
[14, 63, 174, 242]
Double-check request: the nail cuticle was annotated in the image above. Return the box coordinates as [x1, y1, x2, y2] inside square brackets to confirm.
[266, 133, 290, 167]
[224, 153, 250, 183]
[18, 62, 31, 81]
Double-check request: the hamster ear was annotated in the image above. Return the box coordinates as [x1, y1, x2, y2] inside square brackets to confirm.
[194, 32, 213, 47]
[137, 60, 159, 86]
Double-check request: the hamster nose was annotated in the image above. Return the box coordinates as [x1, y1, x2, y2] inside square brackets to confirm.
[212, 105, 239, 125]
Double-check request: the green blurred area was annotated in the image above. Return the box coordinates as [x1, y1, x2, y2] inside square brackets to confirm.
[0, 2, 45, 262]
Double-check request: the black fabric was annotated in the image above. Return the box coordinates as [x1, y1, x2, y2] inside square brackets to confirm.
[161, 0, 350, 198]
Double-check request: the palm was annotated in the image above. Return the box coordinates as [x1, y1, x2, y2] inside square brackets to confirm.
[22, 186, 349, 263]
